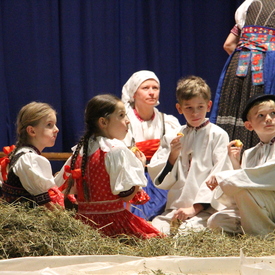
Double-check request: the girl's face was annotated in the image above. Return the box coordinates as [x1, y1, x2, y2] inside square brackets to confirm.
[176, 96, 212, 128]
[27, 111, 59, 152]
[133, 79, 160, 107]
[102, 101, 130, 140]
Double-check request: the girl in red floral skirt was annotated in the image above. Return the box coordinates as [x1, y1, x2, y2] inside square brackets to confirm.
[55, 94, 164, 239]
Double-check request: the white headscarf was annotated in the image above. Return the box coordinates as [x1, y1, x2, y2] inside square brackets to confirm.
[121, 70, 160, 105]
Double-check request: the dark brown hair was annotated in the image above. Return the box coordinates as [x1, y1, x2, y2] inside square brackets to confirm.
[67, 94, 121, 201]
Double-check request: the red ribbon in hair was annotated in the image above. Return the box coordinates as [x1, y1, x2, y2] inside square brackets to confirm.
[3, 145, 16, 155]
[63, 165, 82, 180]
[59, 165, 81, 204]
[0, 145, 16, 181]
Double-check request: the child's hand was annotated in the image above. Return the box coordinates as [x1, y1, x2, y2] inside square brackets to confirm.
[228, 140, 242, 169]
[168, 135, 183, 165]
[172, 205, 200, 221]
[131, 147, 146, 167]
[206, 175, 218, 190]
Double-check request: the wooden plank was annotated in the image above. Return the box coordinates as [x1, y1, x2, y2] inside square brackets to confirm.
[0, 152, 71, 161]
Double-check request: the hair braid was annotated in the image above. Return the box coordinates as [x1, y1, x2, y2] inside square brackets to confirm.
[64, 137, 85, 197]
[81, 133, 91, 201]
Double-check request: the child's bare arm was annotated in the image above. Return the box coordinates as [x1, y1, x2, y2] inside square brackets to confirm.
[228, 140, 242, 169]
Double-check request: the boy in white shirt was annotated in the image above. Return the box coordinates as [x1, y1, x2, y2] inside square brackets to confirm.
[148, 75, 232, 235]
[207, 93, 275, 236]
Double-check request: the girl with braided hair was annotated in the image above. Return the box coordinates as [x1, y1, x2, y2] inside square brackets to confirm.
[0, 101, 63, 209]
[56, 94, 163, 239]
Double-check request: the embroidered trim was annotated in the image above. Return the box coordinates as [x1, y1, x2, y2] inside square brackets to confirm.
[216, 116, 244, 127]
[133, 108, 155, 122]
[231, 24, 241, 36]
[34, 192, 51, 205]
[187, 119, 210, 130]
[78, 199, 121, 204]
[259, 136, 275, 146]
[78, 208, 125, 215]
[2, 181, 32, 201]
[118, 186, 135, 197]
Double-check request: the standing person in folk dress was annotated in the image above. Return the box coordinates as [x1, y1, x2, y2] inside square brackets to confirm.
[121, 70, 180, 221]
[210, 0, 275, 150]
[55, 94, 163, 239]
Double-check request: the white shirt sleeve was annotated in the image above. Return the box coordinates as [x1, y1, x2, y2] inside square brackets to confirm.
[13, 153, 56, 196]
[105, 146, 147, 195]
[235, 0, 255, 29]
[54, 156, 72, 187]
[216, 161, 275, 197]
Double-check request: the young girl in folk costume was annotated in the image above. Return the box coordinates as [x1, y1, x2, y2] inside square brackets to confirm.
[56, 94, 163, 239]
[0, 102, 64, 209]
[122, 70, 180, 221]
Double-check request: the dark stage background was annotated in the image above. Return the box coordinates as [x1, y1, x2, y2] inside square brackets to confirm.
[0, 0, 243, 160]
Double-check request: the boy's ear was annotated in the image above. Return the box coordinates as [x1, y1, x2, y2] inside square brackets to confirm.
[26, 126, 36, 137]
[244, 121, 254, 131]
[176, 103, 183, 114]
[207, 100, 212, 112]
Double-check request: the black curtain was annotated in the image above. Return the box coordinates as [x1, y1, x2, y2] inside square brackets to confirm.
[0, 0, 243, 154]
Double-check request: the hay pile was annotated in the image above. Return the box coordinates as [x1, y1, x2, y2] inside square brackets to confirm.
[1, 201, 275, 260]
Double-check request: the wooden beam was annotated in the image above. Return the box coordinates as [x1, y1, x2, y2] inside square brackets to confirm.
[0, 152, 71, 161]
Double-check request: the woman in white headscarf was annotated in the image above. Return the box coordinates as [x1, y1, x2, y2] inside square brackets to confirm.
[122, 70, 180, 221]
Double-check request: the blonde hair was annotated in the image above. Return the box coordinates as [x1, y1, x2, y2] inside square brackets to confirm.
[176, 75, 211, 104]
[16, 101, 56, 147]
[247, 100, 275, 121]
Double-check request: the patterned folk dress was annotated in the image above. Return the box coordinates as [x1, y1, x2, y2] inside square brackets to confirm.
[210, 0, 275, 150]
[73, 138, 163, 239]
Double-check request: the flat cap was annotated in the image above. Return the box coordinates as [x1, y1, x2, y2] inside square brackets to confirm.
[241, 94, 275, 122]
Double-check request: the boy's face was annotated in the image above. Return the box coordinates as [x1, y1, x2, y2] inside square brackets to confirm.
[176, 96, 212, 127]
[244, 101, 275, 143]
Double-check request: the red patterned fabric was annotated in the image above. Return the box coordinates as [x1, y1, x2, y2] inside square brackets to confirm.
[129, 189, 150, 205]
[74, 148, 163, 239]
[0, 145, 15, 181]
[230, 24, 241, 36]
[48, 186, 65, 208]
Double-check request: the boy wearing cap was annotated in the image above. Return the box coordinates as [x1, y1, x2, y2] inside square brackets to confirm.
[207, 93, 275, 236]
